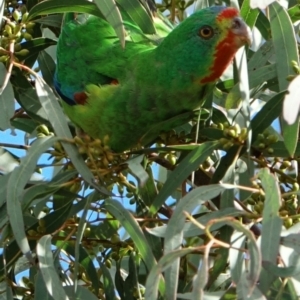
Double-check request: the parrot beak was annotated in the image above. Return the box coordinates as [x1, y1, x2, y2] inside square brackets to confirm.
[231, 17, 252, 46]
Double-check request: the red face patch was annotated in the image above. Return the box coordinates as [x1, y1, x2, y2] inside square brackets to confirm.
[200, 7, 244, 84]
[217, 7, 239, 21]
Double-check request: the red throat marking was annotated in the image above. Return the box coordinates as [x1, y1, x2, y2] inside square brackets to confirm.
[200, 31, 237, 84]
[74, 92, 88, 105]
[201, 8, 241, 84]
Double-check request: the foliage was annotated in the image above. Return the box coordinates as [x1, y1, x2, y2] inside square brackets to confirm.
[0, 0, 300, 299]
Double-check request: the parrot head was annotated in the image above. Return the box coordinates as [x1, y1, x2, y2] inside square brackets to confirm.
[156, 6, 252, 85]
[199, 6, 252, 83]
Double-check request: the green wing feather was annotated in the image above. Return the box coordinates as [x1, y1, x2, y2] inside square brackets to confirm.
[55, 10, 172, 99]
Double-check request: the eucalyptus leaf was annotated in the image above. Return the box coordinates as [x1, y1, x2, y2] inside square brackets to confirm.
[37, 235, 69, 300]
[0, 64, 14, 130]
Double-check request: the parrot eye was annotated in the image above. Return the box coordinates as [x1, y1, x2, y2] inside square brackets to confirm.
[199, 26, 214, 39]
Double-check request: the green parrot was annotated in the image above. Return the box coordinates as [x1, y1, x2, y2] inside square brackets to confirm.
[54, 5, 251, 152]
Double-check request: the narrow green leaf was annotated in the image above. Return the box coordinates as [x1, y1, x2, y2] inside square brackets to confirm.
[15, 87, 49, 123]
[248, 40, 274, 71]
[28, 0, 104, 21]
[22, 184, 59, 212]
[206, 226, 233, 290]
[262, 261, 300, 277]
[164, 185, 226, 300]
[35, 200, 73, 235]
[34, 271, 55, 300]
[282, 120, 299, 157]
[250, 0, 276, 9]
[239, 158, 255, 201]
[249, 64, 277, 87]
[64, 286, 98, 300]
[0, 148, 19, 176]
[6, 286, 14, 300]
[279, 230, 300, 296]
[38, 50, 56, 87]
[19, 38, 57, 60]
[199, 128, 224, 140]
[236, 273, 265, 300]
[283, 111, 300, 163]
[187, 208, 244, 237]
[100, 262, 116, 299]
[258, 168, 282, 293]
[115, 261, 126, 298]
[288, 5, 300, 23]
[0, 174, 10, 208]
[211, 145, 240, 184]
[29, 0, 128, 45]
[0, 64, 15, 130]
[145, 248, 194, 300]
[116, 0, 155, 34]
[94, 0, 125, 47]
[255, 11, 271, 40]
[35, 14, 63, 27]
[211, 107, 229, 125]
[37, 235, 69, 300]
[150, 141, 218, 214]
[282, 233, 300, 254]
[241, 0, 259, 28]
[55, 235, 101, 293]
[259, 168, 281, 214]
[225, 64, 277, 109]
[191, 248, 208, 299]
[283, 76, 300, 125]
[11, 118, 38, 133]
[126, 155, 148, 186]
[139, 166, 158, 207]
[27, 0, 39, 11]
[219, 162, 235, 209]
[229, 232, 247, 284]
[270, 2, 299, 156]
[147, 207, 243, 238]
[7, 136, 57, 261]
[0, 202, 74, 278]
[104, 199, 164, 294]
[260, 140, 300, 157]
[216, 218, 261, 295]
[73, 192, 98, 294]
[11, 68, 49, 123]
[0, 0, 4, 30]
[251, 91, 286, 142]
[124, 252, 139, 299]
[178, 291, 225, 299]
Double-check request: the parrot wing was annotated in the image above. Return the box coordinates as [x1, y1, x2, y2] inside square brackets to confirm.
[54, 7, 172, 104]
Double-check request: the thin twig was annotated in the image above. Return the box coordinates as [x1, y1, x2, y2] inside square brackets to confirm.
[170, 0, 176, 23]
[0, 142, 30, 150]
[191, 110, 201, 187]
